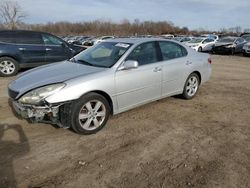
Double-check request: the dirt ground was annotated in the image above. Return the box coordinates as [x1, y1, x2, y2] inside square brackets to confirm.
[0, 55, 250, 188]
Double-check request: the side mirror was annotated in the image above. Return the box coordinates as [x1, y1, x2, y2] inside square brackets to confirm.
[119, 60, 138, 71]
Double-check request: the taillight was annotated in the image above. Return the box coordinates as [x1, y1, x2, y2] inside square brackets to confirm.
[208, 57, 212, 64]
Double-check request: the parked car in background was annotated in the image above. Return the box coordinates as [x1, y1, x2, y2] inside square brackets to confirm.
[174, 36, 194, 43]
[92, 36, 115, 45]
[243, 37, 250, 57]
[67, 36, 90, 46]
[186, 38, 216, 52]
[161, 34, 174, 39]
[212, 37, 247, 55]
[8, 38, 211, 134]
[82, 37, 96, 46]
[240, 33, 250, 39]
[0, 30, 84, 76]
[201, 34, 219, 41]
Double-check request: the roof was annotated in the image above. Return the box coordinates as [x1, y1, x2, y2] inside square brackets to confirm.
[0, 30, 52, 35]
[106, 37, 169, 44]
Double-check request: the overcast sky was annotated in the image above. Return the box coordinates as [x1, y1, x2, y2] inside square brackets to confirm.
[19, 0, 250, 30]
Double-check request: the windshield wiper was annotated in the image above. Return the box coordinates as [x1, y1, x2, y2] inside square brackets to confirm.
[77, 59, 108, 68]
[69, 57, 77, 63]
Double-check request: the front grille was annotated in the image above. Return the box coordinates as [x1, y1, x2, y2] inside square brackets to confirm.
[8, 88, 19, 99]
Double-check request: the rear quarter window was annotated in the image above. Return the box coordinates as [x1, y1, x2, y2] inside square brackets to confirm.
[15, 32, 43, 45]
[0, 32, 17, 43]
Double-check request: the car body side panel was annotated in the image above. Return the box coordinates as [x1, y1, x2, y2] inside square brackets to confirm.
[202, 41, 215, 51]
[0, 42, 23, 63]
[45, 45, 73, 63]
[15, 43, 46, 64]
[114, 62, 162, 112]
[161, 56, 189, 96]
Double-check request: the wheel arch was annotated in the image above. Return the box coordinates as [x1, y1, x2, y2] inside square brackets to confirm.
[83, 90, 114, 115]
[191, 71, 202, 84]
[0, 54, 21, 63]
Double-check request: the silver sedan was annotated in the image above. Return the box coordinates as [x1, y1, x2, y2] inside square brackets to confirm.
[8, 38, 212, 134]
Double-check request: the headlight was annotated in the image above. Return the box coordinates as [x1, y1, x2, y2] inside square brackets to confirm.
[19, 83, 66, 105]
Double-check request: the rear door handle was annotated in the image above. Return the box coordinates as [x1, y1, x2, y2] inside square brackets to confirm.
[153, 67, 162, 72]
[18, 48, 26, 51]
[186, 61, 192, 65]
[46, 48, 52, 51]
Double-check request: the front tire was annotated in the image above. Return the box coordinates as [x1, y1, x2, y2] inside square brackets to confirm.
[198, 47, 202, 52]
[70, 93, 111, 135]
[0, 57, 19, 77]
[182, 73, 200, 99]
[243, 52, 249, 57]
[231, 48, 235, 55]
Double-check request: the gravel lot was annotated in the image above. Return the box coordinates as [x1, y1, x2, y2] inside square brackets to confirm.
[0, 55, 250, 188]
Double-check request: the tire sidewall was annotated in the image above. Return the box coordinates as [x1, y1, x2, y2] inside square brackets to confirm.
[182, 73, 200, 100]
[0, 57, 19, 77]
[70, 93, 111, 135]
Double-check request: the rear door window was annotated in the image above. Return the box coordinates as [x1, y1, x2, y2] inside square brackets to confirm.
[159, 41, 187, 60]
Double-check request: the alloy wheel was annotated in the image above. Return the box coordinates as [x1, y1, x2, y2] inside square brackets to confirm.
[186, 76, 199, 97]
[0, 60, 16, 75]
[78, 100, 106, 131]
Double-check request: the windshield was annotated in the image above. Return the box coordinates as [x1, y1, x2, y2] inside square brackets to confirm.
[74, 42, 132, 68]
[242, 35, 250, 40]
[219, 37, 236, 43]
[188, 38, 204, 43]
[245, 37, 250, 42]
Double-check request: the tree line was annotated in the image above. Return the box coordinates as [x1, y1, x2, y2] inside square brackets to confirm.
[0, 0, 249, 36]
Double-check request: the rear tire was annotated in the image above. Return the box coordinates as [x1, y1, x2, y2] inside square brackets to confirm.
[70, 92, 111, 135]
[182, 73, 200, 100]
[0, 57, 19, 77]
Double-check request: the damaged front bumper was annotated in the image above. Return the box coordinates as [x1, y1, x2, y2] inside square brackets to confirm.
[11, 100, 70, 128]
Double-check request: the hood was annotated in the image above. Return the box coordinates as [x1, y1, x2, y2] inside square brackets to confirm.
[8, 61, 106, 96]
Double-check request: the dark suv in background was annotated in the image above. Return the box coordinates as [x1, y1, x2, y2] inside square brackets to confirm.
[0, 30, 85, 76]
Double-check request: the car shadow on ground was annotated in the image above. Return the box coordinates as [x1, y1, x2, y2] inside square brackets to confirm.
[0, 124, 30, 188]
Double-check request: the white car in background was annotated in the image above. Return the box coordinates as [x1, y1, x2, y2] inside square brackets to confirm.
[186, 38, 216, 52]
[201, 34, 219, 41]
[93, 36, 115, 45]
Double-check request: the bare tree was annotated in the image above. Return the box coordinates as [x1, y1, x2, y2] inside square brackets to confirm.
[0, 0, 27, 29]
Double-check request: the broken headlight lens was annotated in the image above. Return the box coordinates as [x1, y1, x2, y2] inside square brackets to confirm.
[19, 83, 66, 105]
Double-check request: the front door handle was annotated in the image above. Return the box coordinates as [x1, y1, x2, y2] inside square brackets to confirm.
[46, 48, 52, 51]
[18, 48, 26, 51]
[186, 61, 192, 65]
